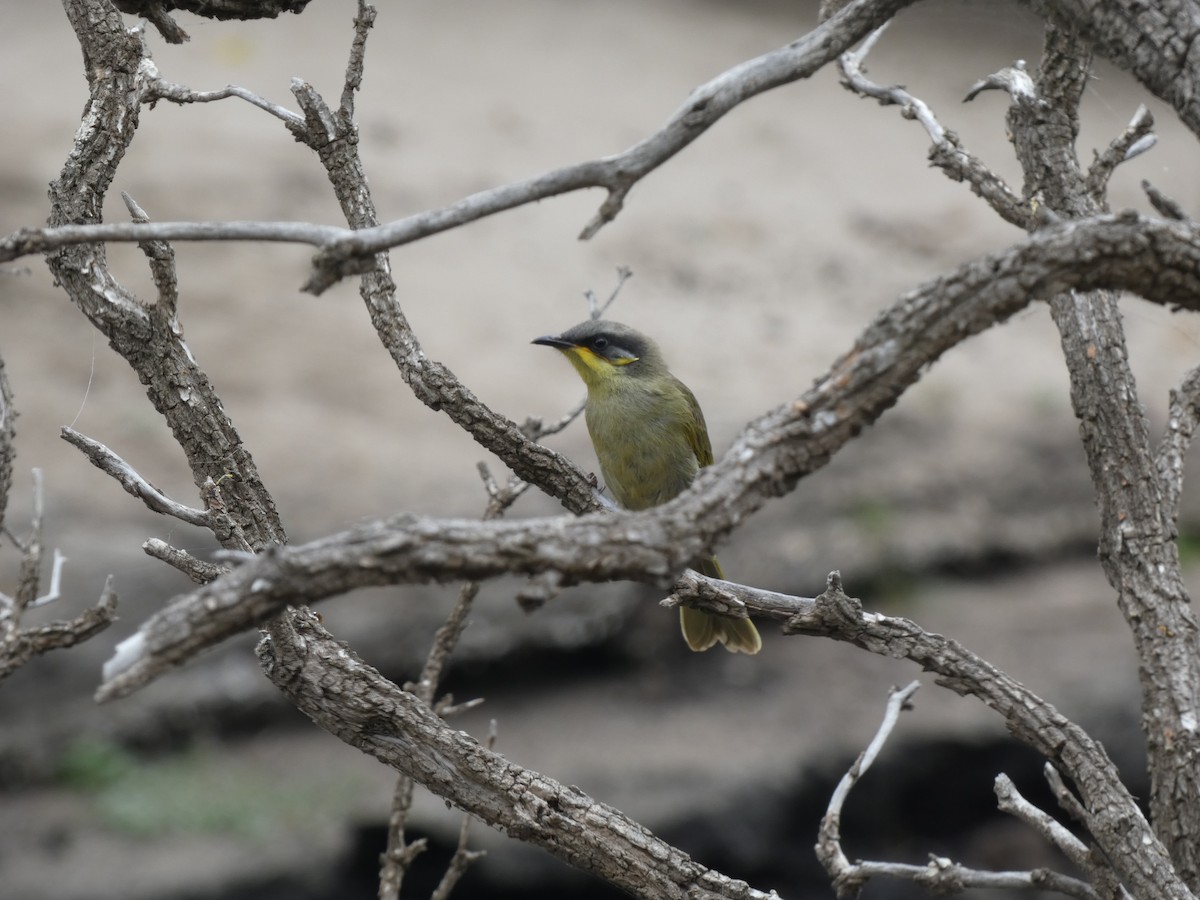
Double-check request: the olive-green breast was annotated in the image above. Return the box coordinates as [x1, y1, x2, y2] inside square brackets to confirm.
[584, 375, 705, 511]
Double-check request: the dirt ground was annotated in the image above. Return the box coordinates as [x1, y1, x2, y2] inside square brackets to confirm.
[2, 1, 1199, 898]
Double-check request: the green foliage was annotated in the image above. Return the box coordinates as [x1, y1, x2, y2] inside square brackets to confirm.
[58, 738, 358, 839]
[57, 737, 139, 791]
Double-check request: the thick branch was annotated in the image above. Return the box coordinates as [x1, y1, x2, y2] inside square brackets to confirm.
[1027, 0, 1200, 140]
[48, 0, 286, 550]
[1005, 21, 1200, 887]
[258, 608, 771, 900]
[96, 213, 1200, 700]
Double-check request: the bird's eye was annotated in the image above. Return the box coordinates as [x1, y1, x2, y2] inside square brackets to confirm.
[591, 337, 608, 351]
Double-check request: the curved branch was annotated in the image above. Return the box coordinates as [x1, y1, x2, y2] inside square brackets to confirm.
[690, 574, 1182, 900]
[2, 0, 917, 293]
[95, 213, 1200, 700]
[259, 608, 772, 900]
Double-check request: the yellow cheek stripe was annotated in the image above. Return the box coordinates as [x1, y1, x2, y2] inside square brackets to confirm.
[565, 346, 607, 373]
[612, 356, 639, 366]
[561, 346, 639, 387]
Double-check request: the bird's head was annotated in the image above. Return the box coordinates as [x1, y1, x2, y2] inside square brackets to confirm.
[532, 320, 665, 390]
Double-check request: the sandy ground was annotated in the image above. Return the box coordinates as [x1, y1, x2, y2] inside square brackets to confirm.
[2, 1, 1199, 897]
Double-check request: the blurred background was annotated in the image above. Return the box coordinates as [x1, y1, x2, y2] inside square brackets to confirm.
[2, 0, 1199, 897]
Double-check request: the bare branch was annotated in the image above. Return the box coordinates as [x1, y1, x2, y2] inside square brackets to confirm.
[62, 427, 211, 528]
[994, 774, 1090, 869]
[816, 680, 920, 890]
[339, 0, 374, 121]
[47, 0, 287, 552]
[1025, 0, 1200, 140]
[27, 549, 69, 610]
[383, 457, 529, 897]
[818, 685, 1098, 900]
[258, 608, 773, 900]
[3, 0, 918, 293]
[965, 59, 1037, 102]
[1086, 104, 1156, 199]
[795, 573, 1179, 898]
[428, 720, 496, 900]
[1, 575, 118, 683]
[1157, 363, 1200, 521]
[95, 212, 1200, 700]
[1005, 22, 1200, 883]
[840, 26, 1027, 226]
[1143, 180, 1190, 222]
[1041, 765, 1132, 900]
[143, 538, 227, 584]
[584, 266, 634, 320]
[145, 74, 307, 131]
[377, 774, 427, 900]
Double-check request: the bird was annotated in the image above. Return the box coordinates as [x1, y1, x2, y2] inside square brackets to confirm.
[533, 319, 762, 654]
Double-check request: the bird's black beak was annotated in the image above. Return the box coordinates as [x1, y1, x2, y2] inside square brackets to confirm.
[532, 334, 575, 350]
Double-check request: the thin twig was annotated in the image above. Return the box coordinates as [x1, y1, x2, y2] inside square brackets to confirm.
[339, 0, 375, 121]
[62, 428, 212, 528]
[584, 266, 633, 320]
[1043, 765, 1131, 900]
[994, 773, 1089, 868]
[839, 24, 1027, 227]
[818, 681, 1097, 900]
[145, 71, 306, 131]
[143, 538, 228, 585]
[381, 461, 531, 896]
[1086, 104, 1155, 199]
[1142, 180, 1190, 221]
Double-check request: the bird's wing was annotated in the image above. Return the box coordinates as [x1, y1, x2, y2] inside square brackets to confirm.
[676, 379, 714, 468]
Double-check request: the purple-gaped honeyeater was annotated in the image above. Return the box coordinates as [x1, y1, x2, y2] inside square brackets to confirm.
[533, 320, 761, 654]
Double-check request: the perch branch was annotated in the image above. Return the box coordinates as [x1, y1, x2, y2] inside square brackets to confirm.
[96, 212, 1200, 701]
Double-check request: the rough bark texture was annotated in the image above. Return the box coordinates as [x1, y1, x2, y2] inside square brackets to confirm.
[97, 213, 1200, 700]
[1030, 0, 1200, 139]
[259, 609, 770, 900]
[1004, 21, 1200, 889]
[47, 0, 285, 550]
[0, 355, 13, 536]
[11, 0, 1200, 897]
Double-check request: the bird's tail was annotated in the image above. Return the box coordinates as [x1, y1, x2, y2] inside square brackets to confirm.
[680, 557, 762, 654]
